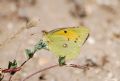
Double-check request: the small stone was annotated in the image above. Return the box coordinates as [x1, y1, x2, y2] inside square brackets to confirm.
[87, 37, 95, 45]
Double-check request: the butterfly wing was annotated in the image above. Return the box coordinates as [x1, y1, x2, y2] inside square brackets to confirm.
[43, 26, 89, 60]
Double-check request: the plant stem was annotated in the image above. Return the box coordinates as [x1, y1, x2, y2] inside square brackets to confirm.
[22, 64, 59, 81]
[20, 58, 30, 68]
[22, 63, 89, 81]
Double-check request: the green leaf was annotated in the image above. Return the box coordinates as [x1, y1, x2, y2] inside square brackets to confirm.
[8, 61, 12, 69]
[8, 60, 18, 75]
[34, 40, 47, 50]
[12, 60, 17, 68]
[25, 49, 34, 59]
[59, 56, 66, 66]
[8, 60, 17, 69]
[25, 40, 47, 59]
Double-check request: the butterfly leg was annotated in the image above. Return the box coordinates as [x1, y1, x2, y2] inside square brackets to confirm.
[58, 56, 66, 66]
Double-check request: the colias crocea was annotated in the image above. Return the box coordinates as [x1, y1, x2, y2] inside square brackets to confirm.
[43, 26, 89, 61]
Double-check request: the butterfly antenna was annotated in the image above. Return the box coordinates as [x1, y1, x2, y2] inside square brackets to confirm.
[42, 30, 48, 35]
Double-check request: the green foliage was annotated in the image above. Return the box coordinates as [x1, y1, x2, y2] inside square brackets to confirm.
[59, 56, 66, 66]
[25, 49, 34, 59]
[8, 60, 17, 75]
[26, 40, 47, 59]
[34, 40, 47, 50]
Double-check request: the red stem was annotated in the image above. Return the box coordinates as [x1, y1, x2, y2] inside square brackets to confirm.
[2, 67, 21, 73]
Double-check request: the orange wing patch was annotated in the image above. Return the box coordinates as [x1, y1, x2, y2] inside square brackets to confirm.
[54, 30, 78, 41]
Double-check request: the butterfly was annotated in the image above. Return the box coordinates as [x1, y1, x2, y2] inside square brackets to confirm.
[42, 26, 89, 65]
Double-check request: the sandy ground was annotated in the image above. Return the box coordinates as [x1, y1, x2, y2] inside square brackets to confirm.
[0, 0, 120, 81]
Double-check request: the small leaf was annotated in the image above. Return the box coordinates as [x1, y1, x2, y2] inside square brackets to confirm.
[8, 61, 12, 69]
[34, 40, 47, 50]
[25, 49, 34, 58]
[25, 40, 47, 59]
[12, 60, 17, 68]
[8, 60, 17, 69]
[59, 56, 66, 66]
[8, 60, 18, 75]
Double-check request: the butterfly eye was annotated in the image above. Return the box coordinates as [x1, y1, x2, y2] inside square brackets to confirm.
[63, 43, 68, 48]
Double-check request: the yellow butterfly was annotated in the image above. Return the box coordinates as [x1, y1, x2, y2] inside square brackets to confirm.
[43, 26, 89, 65]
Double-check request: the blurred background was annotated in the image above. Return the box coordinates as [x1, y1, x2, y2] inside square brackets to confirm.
[0, 0, 120, 81]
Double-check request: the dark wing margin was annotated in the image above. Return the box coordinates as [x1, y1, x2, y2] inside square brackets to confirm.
[82, 33, 89, 45]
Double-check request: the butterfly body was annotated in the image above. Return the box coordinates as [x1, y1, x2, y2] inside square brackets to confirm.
[43, 26, 89, 60]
